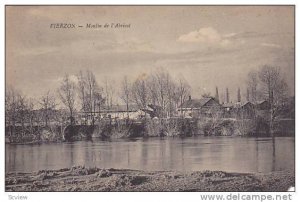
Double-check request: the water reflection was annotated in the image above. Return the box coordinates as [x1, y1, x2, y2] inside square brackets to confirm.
[5, 137, 294, 173]
[272, 137, 276, 172]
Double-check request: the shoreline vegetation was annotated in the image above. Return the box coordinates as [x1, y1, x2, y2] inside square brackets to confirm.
[5, 166, 295, 192]
[5, 118, 295, 144]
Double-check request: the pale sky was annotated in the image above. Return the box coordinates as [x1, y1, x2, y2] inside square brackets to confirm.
[6, 6, 295, 103]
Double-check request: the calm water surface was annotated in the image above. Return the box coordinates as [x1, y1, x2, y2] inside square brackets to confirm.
[6, 136, 294, 173]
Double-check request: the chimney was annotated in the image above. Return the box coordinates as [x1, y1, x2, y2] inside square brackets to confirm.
[189, 95, 191, 101]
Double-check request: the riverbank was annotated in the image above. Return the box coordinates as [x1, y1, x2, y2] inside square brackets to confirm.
[5, 118, 295, 144]
[5, 166, 294, 192]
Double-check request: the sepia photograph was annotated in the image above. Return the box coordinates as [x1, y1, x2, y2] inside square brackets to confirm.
[5, 5, 295, 192]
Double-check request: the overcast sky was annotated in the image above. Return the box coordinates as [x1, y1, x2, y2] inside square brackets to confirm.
[6, 6, 294, 103]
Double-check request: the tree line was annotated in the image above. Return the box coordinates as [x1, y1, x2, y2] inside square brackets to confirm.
[6, 65, 292, 137]
[6, 68, 192, 127]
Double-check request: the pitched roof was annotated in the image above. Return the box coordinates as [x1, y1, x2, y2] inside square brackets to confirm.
[179, 97, 214, 108]
[234, 101, 255, 108]
[254, 100, 269, 105]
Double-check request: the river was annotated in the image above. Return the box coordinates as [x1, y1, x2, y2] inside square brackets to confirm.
[5, 136, 294, 173]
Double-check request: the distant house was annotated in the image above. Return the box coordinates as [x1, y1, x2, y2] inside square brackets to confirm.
[253, 100, 270, 118]
[222, 103, 235, 118]
[255, 100, 270, 110]
[235, 101, 256, 118]
[177, 97, 221, 118]
[221, 100, 270, 119]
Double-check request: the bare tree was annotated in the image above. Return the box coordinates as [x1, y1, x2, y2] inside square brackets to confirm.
[147, 69, 180, 118]
[154, 69, 169, 116]
[235, 109, 256, 136]
[16, 93, 28, 136]
[165, 73, 176, 118]
[6, 87, 39, 141]
[94, 90, 105, 120]
[86, 70, 99, 125]
[123, 69, 192, 118]
[247, 70, 259, 102]
[58, 74, 76, 125]
[77, 70, 105, 125]
[120, 76, 131, 119]
[147, 75, 158, 105]
[203, 106, 223, 136]
[6, 87, 19, 138]
[39, 90, 56, 127]
[104, 77, 116, 110]
[175, 76, 191, 117]
[53, 109, 68, 137]
[27, 98, 36, 138]
[77, 71, 88, 123]
[258, 65, 288, 136]
[104, 77, 110, 109]
[129, 69, 191, 118]
[131, 77, 148, 109]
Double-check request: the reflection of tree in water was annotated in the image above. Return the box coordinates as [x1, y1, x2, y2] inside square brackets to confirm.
[272, 137, 276, 172]
[127, 144, 130, 166]
[255, 137, 276, 172]
[181, 139, 185, 171]
[70, 143, 74, 166]
[141, 141, 148, 169]
[160, 138, 166, 169]
[255, 137, 259, 172]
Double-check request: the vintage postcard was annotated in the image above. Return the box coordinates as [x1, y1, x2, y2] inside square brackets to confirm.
[5, 5, 295, 192]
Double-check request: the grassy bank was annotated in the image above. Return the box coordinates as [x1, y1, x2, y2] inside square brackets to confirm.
[5, 166, 294, 192]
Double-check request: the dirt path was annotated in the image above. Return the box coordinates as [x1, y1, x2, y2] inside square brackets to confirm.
[5, 166, 295, 192]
